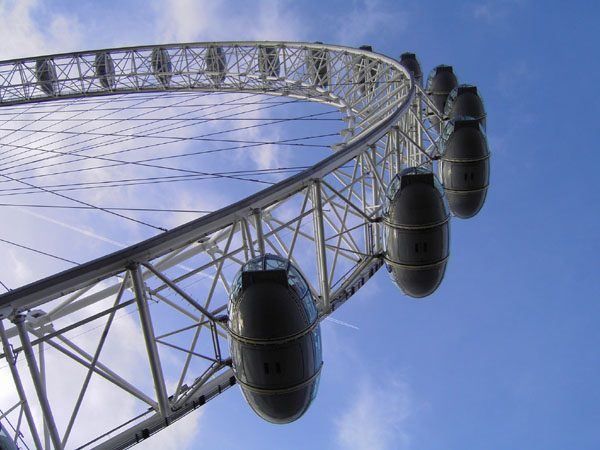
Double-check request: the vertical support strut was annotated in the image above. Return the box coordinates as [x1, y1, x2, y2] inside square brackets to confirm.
[39, 340, 50, 450]
[13, 314, 63, 450]
[370, 145, 381, 253]
[0, 319, 43, 450]
[311, 180, 330, 313]
[129, 263, 170, 419]
[253, 209, 265, 256]
[394, 125, 402, 173]
[417, 88, 424, 166]
[241, 217, 256, 260]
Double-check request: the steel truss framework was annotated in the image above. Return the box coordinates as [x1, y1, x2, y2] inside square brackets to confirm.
[0, 42, 447, 449]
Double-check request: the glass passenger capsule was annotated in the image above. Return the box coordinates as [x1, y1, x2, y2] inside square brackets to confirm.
[439, 117, 490, 218]
[353, 45, 379, 94]
[228, 254, 322, 424]
[426, 65, 458, 128]
[383, 167, 450, 298]
[205, 46, 227, 85]
[0, 422, 18, 450]
[94, 52, 116, 89]
[444, 84, 487, 131]
[399, 52, 422, 87]
[35, 58, 57, 95]
[306, 43, 330, 88]
[151, 48, 172, 88]
[258, 45, 280, 79]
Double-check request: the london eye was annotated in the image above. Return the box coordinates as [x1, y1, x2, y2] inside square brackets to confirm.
[0, 41, 489, 449]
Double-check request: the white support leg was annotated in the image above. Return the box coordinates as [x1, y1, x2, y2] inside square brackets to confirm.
[13, 314, 62, 450]
[129, 264, 170, 419]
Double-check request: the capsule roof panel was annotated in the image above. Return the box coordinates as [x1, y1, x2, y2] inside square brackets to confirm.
[399, 52, 422, 84]
[230, 254, 317, 323]
[383, 167, 447, 217]
[425, 64, 457, 92]
[439, 116, 487, 155]
[444, 84, 486, 118]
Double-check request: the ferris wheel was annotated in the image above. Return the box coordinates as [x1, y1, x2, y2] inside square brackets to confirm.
[0, 41, 489, 449]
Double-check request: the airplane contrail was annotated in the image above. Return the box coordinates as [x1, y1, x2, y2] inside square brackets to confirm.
[17, 207, 127, 248]
[16, 207, 209, 277]
[325, 316, 359, 330]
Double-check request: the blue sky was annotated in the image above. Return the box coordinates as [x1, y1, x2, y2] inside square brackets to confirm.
[0, 1, 598, 449]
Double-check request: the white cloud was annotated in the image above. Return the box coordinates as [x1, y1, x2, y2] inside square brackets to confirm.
[334, 0, 408, 46]
[335, 373, 412, 450]
[0, 0, 84, 60]
[495, 60, 536, 96]
[471, 0, 527, 23]
[152, 0, 307, 43]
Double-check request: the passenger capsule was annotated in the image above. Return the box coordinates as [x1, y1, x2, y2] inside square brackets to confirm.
[35, 58, 57, 95]
[94, 52, 116, 89]
[354, 45, 378, 94]
[439, 117, 490, 218]
[426, 65, 458, 128]
[228, 254, 322, 424]
[0, 422, 18, 450]
[205, 46, 227, 85]
[258, 46, 280, 79]
[151, 48, 172, 88]
[383, 168, 450, 298]
[399, 52, 422, 87]
[306, 43, 330, 88]
[444, 84, 487, 131]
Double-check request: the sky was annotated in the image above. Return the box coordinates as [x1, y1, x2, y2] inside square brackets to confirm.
[0, 0, 599, 449]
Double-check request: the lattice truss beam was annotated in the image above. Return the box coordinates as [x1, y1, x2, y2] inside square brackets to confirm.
[0, 42, 445, 449]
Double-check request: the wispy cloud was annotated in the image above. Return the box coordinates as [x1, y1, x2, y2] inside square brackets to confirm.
[471, 0, 527, 23]
[335, 373, 412, 450]
[0, 0, 84, 59]
[334, 0, 408, 46]
[151, 0, 307, 43]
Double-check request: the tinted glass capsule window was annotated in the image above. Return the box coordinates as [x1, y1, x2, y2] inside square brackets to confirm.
[35, 58, 57, 95]
[354, 45, 379, 95]
[227, 254, 322, 424]
[425, 65, 458, 128]
[205, 46, 227, 85]
[306, 43, 330, 88]
[399, 52, 422, 87]
[439, 117, 490, 218]
[151, 48, 172, 88]
[258, 46, 280, 78]
[444, 84, 487, 131]
[382, 167, 450, 298]
[94, 52, 116, 89]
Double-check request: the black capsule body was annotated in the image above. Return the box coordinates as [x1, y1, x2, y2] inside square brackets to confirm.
[94, 52, 115, 89]
[445, 84, 487, 130]
[399, 52, 422, 87]
[440, 118, 490, 218]
[228, 255, 322, 424]
[151, 48, 172, 88]
[306, 43, 330, 88]
[35, 59, 57, 95]
[0, 432, 18, 450]
[383, 168, 450, 298]
[206, 46, 227, 85]
[258, 46, 280, 78]
[354, 45, 378, 94]
[426, 65, 458, 128]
